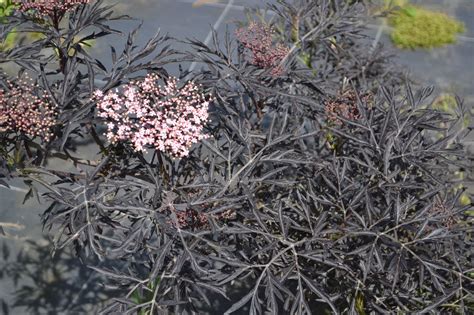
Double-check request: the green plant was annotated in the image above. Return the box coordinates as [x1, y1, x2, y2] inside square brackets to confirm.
[388, 4, 465, 49]
[0, 0, 17, 50]
[130, 277, 162, 315]
[0, 0, 15, 21]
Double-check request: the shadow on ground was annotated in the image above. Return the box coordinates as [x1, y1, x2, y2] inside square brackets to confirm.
[0, 238, 119, 315]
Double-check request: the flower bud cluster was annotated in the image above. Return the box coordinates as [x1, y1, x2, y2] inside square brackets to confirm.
[174, 208, 235, 230]
[94, 74, 211, 158]
[14, 0, 89, 16]
[325, 90, 367, 126]
[235, 21, 290, 76]
[0, 76, 57, 141]
[429, 199, 456, 229]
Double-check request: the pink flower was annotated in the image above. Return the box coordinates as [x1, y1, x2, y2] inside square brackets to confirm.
[94, 74, 211, 158]
[0, 75, 57, 141]
[235, 21, 290, 76]
[14, 0, 90, 16]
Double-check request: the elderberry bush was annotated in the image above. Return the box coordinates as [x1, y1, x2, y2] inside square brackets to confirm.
[0, 0, 472, 314]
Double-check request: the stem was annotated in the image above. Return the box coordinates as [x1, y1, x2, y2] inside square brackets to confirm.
[157, 152, 169, 183]
[51, 8, 66, 74]
[90, 124, 106, 152]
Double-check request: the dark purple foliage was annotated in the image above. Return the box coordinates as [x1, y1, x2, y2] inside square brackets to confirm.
[0, 0, 472, 314]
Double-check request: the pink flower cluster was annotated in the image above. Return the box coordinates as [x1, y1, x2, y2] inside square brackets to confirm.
[429, 199, 456, 229]
[325, 90, 367, 126]
[235, 21, 290, 76]
[173, 208, 235, 230]
[0, 76, 57, 141]
[14, 0, 90, 16]
[94, 74, 211, 158]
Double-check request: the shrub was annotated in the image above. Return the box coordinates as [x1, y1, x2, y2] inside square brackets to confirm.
[0, 0, 472, 314]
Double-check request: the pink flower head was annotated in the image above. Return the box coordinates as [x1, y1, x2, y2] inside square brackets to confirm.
[325, 90, 368, 126]
[235, 21, 290, 76]
[94, 74, 211, 158]
[171, 207, 235, 230]
[0, 75, 57, 141]
[429, 199, 456, 229]
[14, 0, 90, 16]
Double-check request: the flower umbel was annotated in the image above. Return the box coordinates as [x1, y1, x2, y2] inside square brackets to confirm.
[95, 74, 211, 158]
[235, 21, 290, 76]
[429, 199, 457, 229]
[0, 75, 57, 141]
[173, 208, 235, 230]
[14, 0, 90, 16]
[324, 90, 372, 126]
